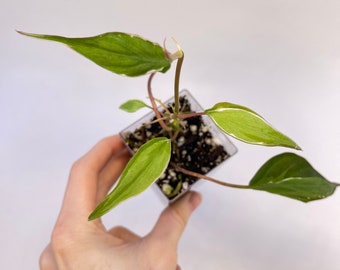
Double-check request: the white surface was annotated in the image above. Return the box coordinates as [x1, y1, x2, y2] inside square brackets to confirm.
[2, 0, 340, 269]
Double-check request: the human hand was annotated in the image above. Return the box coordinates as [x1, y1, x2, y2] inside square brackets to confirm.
[39, 135, 202, 270]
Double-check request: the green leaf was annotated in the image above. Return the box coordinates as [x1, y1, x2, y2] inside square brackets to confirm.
[89, 137, 171, 220]
[205, 102, 301, 149]
[119, 99, 151, 112]
[18, 31, 172, 77]
[249, 153, 337, 202]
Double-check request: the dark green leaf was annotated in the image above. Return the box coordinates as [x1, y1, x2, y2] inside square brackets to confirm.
[119, 99, 151, 112]
[89, 137, 171, 220]
[18, 31, 172, 77]
[205, 102, 301, 149]
[249, 153, 337, 202]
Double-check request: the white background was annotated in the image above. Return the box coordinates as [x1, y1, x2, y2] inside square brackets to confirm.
[2, 0, 340, 269]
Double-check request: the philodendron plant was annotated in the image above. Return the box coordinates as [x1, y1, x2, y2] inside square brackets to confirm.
[18, 31, 339, 220]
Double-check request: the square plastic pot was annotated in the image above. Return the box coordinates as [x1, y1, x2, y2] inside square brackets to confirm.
[119, 89, 237, 203]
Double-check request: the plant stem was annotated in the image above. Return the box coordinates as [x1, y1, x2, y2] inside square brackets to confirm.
[143, 116, 169, 126]
[171, 162, 250, 189]
[154, 98, 171, 115]
[147, 72, 170, 131]
[174, 53, 184, 116]
[179, 111, 206, 119]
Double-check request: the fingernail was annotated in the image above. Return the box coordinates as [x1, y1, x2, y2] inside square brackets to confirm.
[189, 191, 202, 211]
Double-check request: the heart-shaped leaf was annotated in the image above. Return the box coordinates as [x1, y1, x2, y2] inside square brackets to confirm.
[205, 102, 300, 149]
[249, 153, 337, 202]
[18, 31, 172, 77]
[119, 99, 151, 112]
[89, 137, 171, 220]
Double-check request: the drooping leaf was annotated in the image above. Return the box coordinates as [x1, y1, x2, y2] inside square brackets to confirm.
[119, 99, 151, 112]
[89, 137, 171, 220]
[205, 102, 301, 149]
[249, 153, 337, 202]
[18, 31, 172, 77]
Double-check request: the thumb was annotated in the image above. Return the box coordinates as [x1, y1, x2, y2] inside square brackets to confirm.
[150, 191, 202, 246]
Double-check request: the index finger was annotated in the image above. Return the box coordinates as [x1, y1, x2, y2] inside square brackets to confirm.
[59, 135, 126, 224]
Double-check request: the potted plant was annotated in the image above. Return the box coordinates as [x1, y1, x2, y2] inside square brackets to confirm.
[18, 30, 339, 220]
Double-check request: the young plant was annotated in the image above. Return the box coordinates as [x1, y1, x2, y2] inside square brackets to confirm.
[18, 31, 339, 220]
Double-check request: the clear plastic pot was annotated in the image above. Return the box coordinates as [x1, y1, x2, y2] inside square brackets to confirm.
[119, 89, 237, 203]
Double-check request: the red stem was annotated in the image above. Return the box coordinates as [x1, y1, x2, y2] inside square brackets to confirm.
[147, 73, 171, 131]
[171, 162, 250, 189]
[178, 111, 206, 119]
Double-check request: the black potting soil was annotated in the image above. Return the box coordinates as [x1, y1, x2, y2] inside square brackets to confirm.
[121, 95, 230, 200]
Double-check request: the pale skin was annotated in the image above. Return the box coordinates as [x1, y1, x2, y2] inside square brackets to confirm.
[39, 135, 202, 270]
